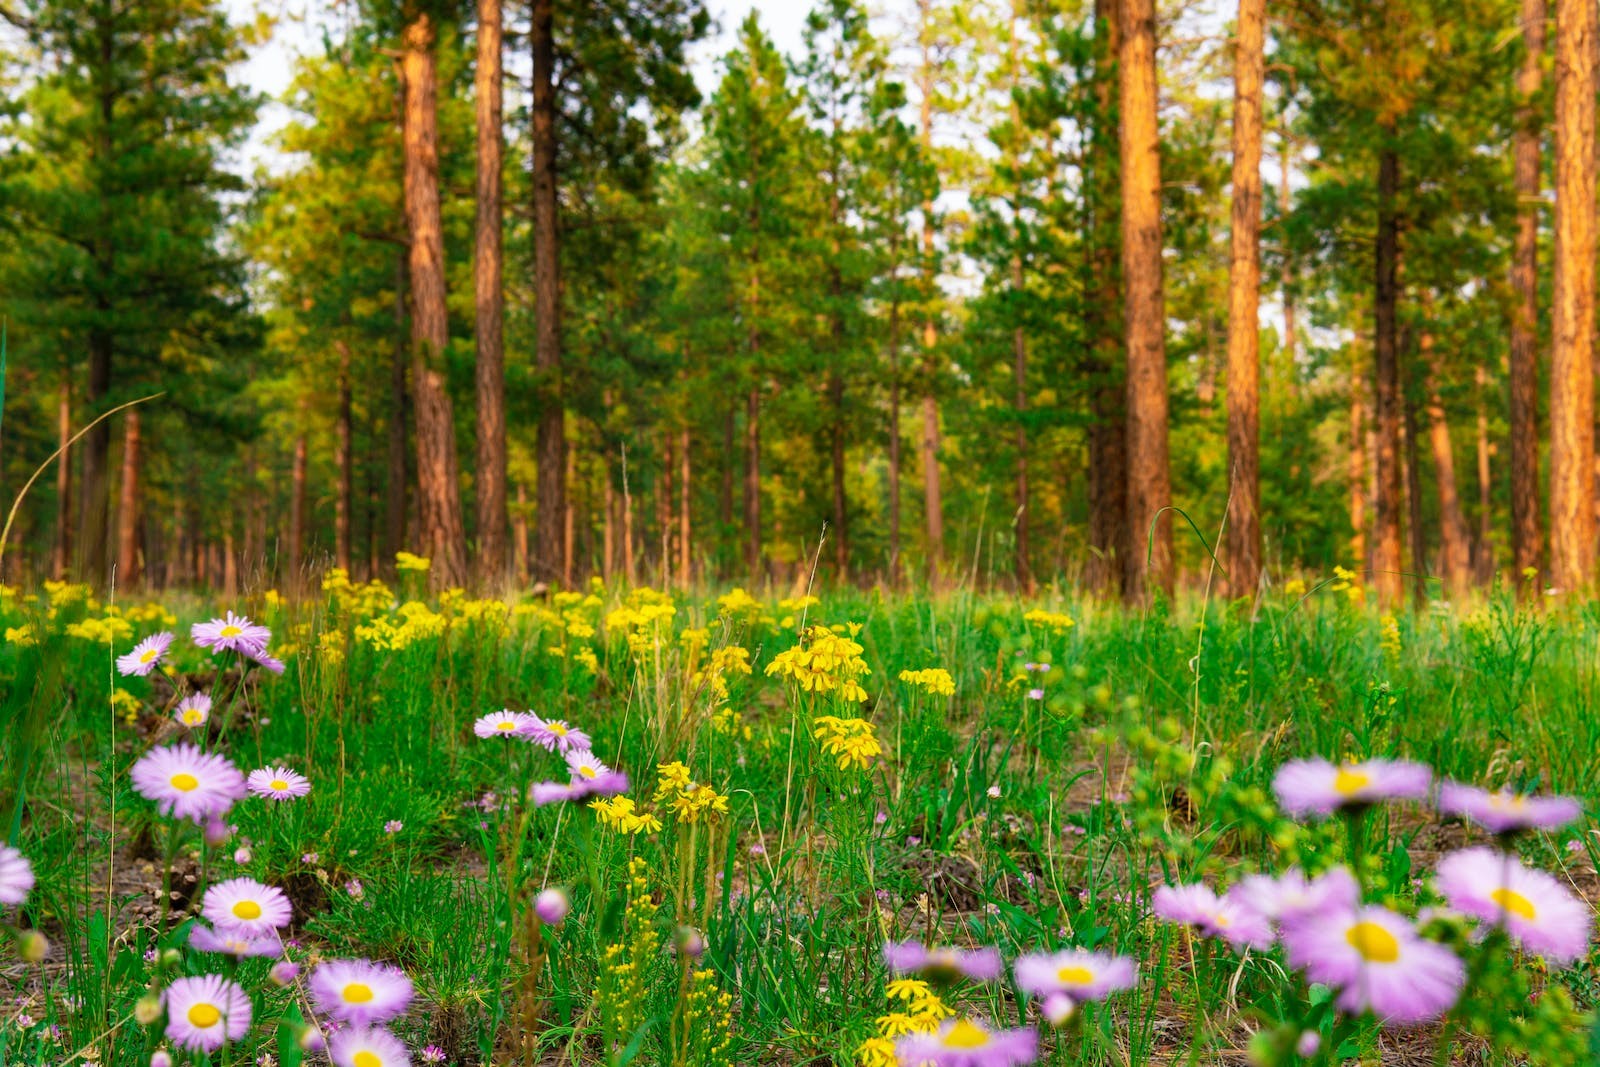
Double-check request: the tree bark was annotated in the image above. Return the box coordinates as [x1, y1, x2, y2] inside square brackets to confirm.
[887, 237, 904, 587]
[386, 253, 410, 570]
[531, 0, 566, 584]
[1551, 0, 1596, 592]
[401, 10, 470, 589]
[513, 482, 530, 583]
[1224, 0, 1265, 600]
[289, 428, 308, 590]
[917, 12, 945, 584]
[1403, 391, 1427, 607]
[115, 410, 141, 588]
[1474, 362, 1494, 581]
[1119, 0, 1173, 601]
[53, 377, 71, 579]
[475, 0, 508, 582]
[1007, 0, 1032, 595]
[79, 328, 112, 583]
[1421, 328, 1471, 596]
[335, 341, 354, 573]
[745, 387, 762, 580]
[1087, 0, 1127, 597]
[829, 368, 848, 581]
[1510, 0, 1546, 589]
[1371, 144, 1404, 607]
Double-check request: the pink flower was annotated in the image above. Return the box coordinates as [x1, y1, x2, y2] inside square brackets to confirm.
[200, 877, 292, 936]
[163, 974, 252, 1051]
[883, 940, 1003, 983]
[191, 612, 271, 655]
[519, 713, 591, 753]
[1151, 883, 1273, 950]
[1437, 782, 1583, 835]
[0, 845, 35, 907]
[1281, 905, 1464, 1024]
[530, 751, 630, 806]
[188, 923, 282, 959]
[310, 959, 413, 1027]
[130, 744, 246, 824]
[895, 1017, 1037, 1066]
[117, 632, 173, 677]
[1272, 757, 1432, 817]
[247, 765, 311, 802]
[535, 888, 570, 925]
[1013, 949, 1135, 1001]
[329, 1026, 410, 1067]
[1434, 847, 1592, 963]
[474, 711, 535, 739]
[1228, 867, 1360, 927]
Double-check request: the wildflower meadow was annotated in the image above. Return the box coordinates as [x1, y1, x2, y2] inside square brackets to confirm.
[0, 568, 1597, 1065]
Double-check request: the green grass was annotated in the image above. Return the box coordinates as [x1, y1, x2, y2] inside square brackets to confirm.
[0, 575, 1596, 1065]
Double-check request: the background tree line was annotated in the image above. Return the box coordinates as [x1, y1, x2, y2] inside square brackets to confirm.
[0, 0, 1596, 606]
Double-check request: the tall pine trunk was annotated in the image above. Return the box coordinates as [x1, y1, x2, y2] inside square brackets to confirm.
[1403, 392, 1427, 607]
[1551, 0, 1596, 592]
[115, 410, 141, 587]
[887, 237, 904, 586]
[386, 253, 410, 569]
[1280, 134, 1296, 370]
[917, 16, 945, 584]
[745, 387, 761, 580]
[1119, 0, 1173, 601]
[1224, 0, 1265, 600]
[1371, 144, 1404, 607]
[1510, 0, 1545, 588]
[401, 10, 469, 588]
[289, 428, 308, 590]
[79, 328, 112, 582]
[532, 0, 566, 584]
[53, 378, 71, 579]
[1474, 363, 1494, 581]
[1007, 0, 1032, 594]
[1349, 368, 1368, 565]
[1421, 327, 1471, 595]
[678, 424, 691, 587]
[336, 342, 354, 573]
[475, 0, 508, 582]
[1087, 0, 1127, 597]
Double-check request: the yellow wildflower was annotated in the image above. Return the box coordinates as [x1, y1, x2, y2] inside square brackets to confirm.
[1022, 608, 1076, 633]
[395, 550, 431, 573]
[812, 716, 883, 771]
[898, 668, 955, 696]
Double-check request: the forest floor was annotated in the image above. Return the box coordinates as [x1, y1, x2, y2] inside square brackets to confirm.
[0, 575, 1596, 1065]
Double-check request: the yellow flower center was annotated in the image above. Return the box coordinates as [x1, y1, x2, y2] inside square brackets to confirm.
[1488, 793, 1527, 811]
[354, 1053, 382, 1067]
[1333, 767, 1371, 796]
[182, 711, 204, 725]
[496, 721, 516, 731]
[232, 900, 262, 921]
[1345, 921, 1400, 963]
[270, 779, 289, 792]
[1490, 887, 1537, 920]
[171, 773, 200, 792]
[342, 982, 374, 1003]
[140, 648, 158, 663]
[942, 1019, 991, 1049]
[578, 765, 597, 780]
[1056, 965, 1095, 986]
[549, 722, 568, 736]
[220, 625, 242, 638]
[187, 1003, 221, 1028]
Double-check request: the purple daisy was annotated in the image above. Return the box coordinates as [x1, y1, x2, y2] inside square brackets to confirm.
[0, 845, 35, 907]
[188, 923, 282, 959]
[329, 1026, 411, 1067]
[531, 752, 630, 805]
[1013, 949, 1136, 1001]
[1272, 757, 1432, 817]
[117, 632, 174, 677]
[200, 877, 292, 937]
[246, 647, 286, 675]
[191, 612, 271, 655]
[882, 941, 1004, 983]
[1437, 781, 1583, 835]
[129, 744, 246, 824]
[1434, 846, 1592, 963]
[474, 711, 535, 739]
[1281, 904, 1464, 1024]
[1228, 866, 1360, 927]
[520, 713, 592, 754]
[895, 1017, 1037, 1066]
[1151, 882, 1274, 950]
[173, 693, 212, 729]
[310, 959, 414, 1027]
[163, 974, 252, 1052]
[247, 765, 311, 802]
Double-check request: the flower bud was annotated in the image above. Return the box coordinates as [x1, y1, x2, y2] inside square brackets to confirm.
[534, 888, 570, 926]
[159, 948, 183, 969]
[203, 818, 232, 848]
[233, 847, 251, 864]
[17, 929, 47, 963]
[673, 925, 706, 961]
[134, 995, 164, 1025]
[150, 1051, 173, 1067]
[269, 961, 300, 986]
[1041, 992, 1076, 1027]
[297, 1025, 326, 1052]
[1296, 1031, 1321, 1058]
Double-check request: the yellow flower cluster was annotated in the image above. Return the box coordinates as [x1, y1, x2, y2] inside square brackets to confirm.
[694, 644, 753, 704]
[1283, 577, 1308, 598]
[66, 614, 135, 644]
[813, 716, 883, 771]
[5, 625, 34, 647]
[122, 602, 177, 627]
[595, 858, 661, 1045]
[765, 625, 870, 702]
[654, 762, 731, 825]
[591, 796, 663, 835]
[857, 979, 952, 1066]
[394, 551, 431, 573]
[1379, 613, 1402, 661]
[1022, 608, 1076, 633]
[898, 667, 955, 696]
[353, 600, 448, 651]
[1329, 565, 1366, 605]
[682, 968, 737, 1067]
[716, 587, 761, 617]
[321, 568, 397, 616]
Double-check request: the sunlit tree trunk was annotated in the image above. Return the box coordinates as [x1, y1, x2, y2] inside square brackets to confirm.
[1421, 327, 1471, 596]
[1475, 363, 1494, 581]
[475, 0, 508, 582]
[53, 378, 71, 579]
[1510, 0, 1546, 589]
[1349, 362, 1368, 567]
[678, 424, 691, 587]
[1224, 0, 1265, 600]
[916, 11, 945, 584]
[1119, 0, 1173, 601]
[386, 253, 409, 570]
[289, 427, 308, 590]
[1551, 0, 1596, 592]
[531, 0, 565, 584]
[115, 410, 141, 587]
[336, 341, 354, 573]
[887, 238, 904, 587]
[401, 10, 469, 588]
